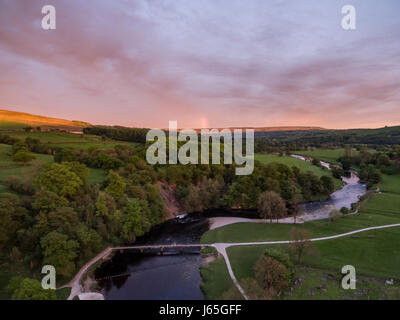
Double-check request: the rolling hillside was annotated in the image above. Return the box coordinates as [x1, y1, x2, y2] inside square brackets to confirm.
[0, 109, 91, 130]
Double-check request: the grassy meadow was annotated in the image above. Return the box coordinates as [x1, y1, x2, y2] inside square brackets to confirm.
[200, 172, 400, 299]
[255, 153, 332, 176]
[255, 153, 343, 191]
[295, 148, 349, 164]
[0, 141, 112, 193]
[0, 131, 141, 192]
[201, 174, 400, 244]
[295, 148, 376, 164]
[0, 144, 54, 193]
[4, 131, 137, 150]
[0, 121, 28, 130]
[200, 256, 243, 300]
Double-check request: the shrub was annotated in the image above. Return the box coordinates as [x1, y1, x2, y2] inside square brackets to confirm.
[340, 207, 350, 215]
[329, 209, 342, 222]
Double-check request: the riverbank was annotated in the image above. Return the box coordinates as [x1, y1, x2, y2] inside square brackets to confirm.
[64, 156, 396, 300]
[66, 155, 364, 299]
[200, 173, 400, 300]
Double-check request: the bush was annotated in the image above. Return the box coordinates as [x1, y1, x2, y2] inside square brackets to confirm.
[340, 207, 350, 215]
[254, 254, 290, 297]
[6, 176, 34, 195]
[12, 151, 36, 165]
[264, 248, 295, 277]
[329, 209, 342, 222]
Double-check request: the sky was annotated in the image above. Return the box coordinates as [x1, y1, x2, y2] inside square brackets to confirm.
[0, 0, 399, 129]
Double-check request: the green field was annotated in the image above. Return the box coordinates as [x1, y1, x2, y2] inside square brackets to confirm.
[0, 144, 54, 192]
[0, 121, 27, 130]
[295, 148, 376, 164]
[285, 267, 396, 300]
[254, 153, 343, 191]
[380, 174, 400, 194]
[88, 168, 108, 184]
[200, 256, 243, 300]
[227, 226, 400, 281]
[295, 149, 348, 164]
[200, 173, 400, 299]
[255, 153, 332, 177]
[0, 144, 108, 190]
[0, 132, 125, 188]
[201, 176, 400, 244]
[4, 131, 137, 150]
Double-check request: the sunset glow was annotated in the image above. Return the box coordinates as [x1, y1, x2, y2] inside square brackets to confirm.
[0, 0, 399, 129]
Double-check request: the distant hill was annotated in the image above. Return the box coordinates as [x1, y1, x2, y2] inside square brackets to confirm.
[225, 126, 325, 132]
[255, 125, 400, 147]
[0, 109, 91, 130]
[167, 126, 326, 133]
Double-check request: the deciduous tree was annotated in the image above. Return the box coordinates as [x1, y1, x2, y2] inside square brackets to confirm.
[40, 231, 80, 278]
[257, 191, 287, 223]
[286, 228, 315, 264]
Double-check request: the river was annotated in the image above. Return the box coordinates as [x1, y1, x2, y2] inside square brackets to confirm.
[94, 211, 257, 300]
[94, 158, 366, 300]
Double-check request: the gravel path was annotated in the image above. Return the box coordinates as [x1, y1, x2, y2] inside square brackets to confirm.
[214, 222, 400, 299]
[61, 247, 113, 300]
[62, 223, 400, 300]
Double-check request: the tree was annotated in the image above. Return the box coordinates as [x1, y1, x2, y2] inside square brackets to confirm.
[331, 167, 345, 179]
[240, 278, 272, 300]
[121, 198, 151, 241]
[340, 207, 350, 215]
[37, 163, 84, 198]
[286, 228, 315, 264]
[95, 191, 116, 218]
[105, 170, 126, 197]
[9, 247, 22, 263]
[253, 254, 290, 297]
[289, 193, 303, 224]
[54, 148, 77, 163]
[40, 231, 80, 278]
[312, 158, 321, 166]
[32, 190, 68, 213]
[257, 191, 287, 223]
[10, 278, 56, 300]
[320, 175, 334, 195]
[36, 207, 79, 238]
[90, 153, 122, 170]
[0, 193, 21, 249]
[12, 141, 28, 154]
[76, 224, 103, 261]
[345, 144, 352, 158]
[339, 157, 352, 171]
[12, 151, 36, 165]
[377, 154, 390, 167]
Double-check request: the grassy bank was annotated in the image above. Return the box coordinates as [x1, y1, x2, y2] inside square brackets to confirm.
[295, 149, 348, 164]
[201, 173, 400, 244]
[200, 173, 400, 299]
[254, 153, 343, 191]
[200, 256, 243, 300]
[227, 226, 400, 281]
